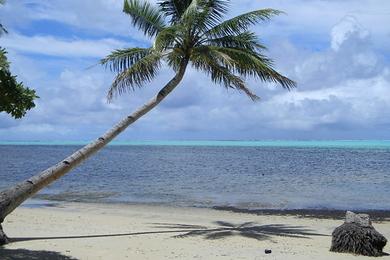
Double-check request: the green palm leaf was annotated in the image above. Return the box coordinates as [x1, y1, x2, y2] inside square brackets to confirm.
[154, 26, 183, 51]
[199, 0, 230, 27]
[206, 9, 283, 38]
[180, 0, 229, 35]
[107, 51, 163, 101]
[166, 48, 186, 71]
[158, 0, 193, 23]
[209, 46, 295, 89]
[191, 46, 259, 100]
[100, 47, 152, 73]
[123, 0, 166, 37]
[206, 32, 266, 52]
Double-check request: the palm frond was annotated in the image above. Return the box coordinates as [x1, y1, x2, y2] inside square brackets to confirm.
[205, 9, 283, 38]
[107, 51, 162, 101]
[0, 23, 7, 35]
[123, 0, 166, 37]
[207, 46, 296, 89]
[166, 48, 186, 72]
[200, 0, 230, 28]
[100, 47, 152, 73]
[154, 26, 182, 51]
[157, 0, 192, 23]
[181, 0, 229, 33]
[191, 47, 259, 101]
[206, 32, 266, 52]
[0, 47, 10, 69]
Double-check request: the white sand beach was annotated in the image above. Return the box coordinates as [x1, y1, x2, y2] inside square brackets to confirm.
[1, 202, 389, 259]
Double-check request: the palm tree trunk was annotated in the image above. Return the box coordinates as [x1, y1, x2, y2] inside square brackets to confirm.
[0, 59, 189, 245]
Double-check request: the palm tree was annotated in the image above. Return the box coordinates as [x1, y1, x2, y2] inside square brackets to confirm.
[0, 0, 295, 244]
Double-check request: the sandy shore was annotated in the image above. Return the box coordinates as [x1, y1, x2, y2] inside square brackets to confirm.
[1, 202, 389, 259]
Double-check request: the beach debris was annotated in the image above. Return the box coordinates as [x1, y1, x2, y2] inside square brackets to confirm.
[330, 211, 387, 256]
[265, 249, 272, 254]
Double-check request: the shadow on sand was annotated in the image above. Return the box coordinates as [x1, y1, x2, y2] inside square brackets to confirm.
[0, 248, 77, 260]
[152, 221, 327, 241]
[9, 221, 327, 244]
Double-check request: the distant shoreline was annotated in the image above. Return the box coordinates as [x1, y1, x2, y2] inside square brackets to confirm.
[2, 139, 390, 149]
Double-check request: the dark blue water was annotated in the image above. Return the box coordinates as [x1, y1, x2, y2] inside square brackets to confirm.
[1, 144, 389, 210]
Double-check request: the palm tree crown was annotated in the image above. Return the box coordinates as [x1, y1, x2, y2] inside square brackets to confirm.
[101, 0, 295, 101]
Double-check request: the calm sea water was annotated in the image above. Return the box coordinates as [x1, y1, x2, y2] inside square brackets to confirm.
[0, 141, 389, 210]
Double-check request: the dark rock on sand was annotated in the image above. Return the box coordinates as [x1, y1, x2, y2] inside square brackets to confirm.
[330, 211, 387, 257]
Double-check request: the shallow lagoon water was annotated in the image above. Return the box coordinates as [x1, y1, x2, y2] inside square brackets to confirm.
[1, 141, 389, 210]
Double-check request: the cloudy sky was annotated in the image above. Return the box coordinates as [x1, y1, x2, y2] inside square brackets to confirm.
[0, 0, 389, 141]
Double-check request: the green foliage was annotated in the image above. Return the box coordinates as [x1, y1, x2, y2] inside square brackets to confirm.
[102, 0, 296, 102]
[107, 51, 162, 100]
[205, 9, 283, 38]
[0, 49, 38, 119]
[0, 1, 38, 119]
[101, 47, 153, 73]
[191, 46, 259, 100]
[157, 0, 193, 23]
[0, 48, 9, 68]
[123, 0, 166, 37]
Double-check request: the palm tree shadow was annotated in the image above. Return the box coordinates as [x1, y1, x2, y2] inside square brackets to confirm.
[9, 221, 326, 245]
[0, 248, 77, 260]
[153, 221, 327, 241]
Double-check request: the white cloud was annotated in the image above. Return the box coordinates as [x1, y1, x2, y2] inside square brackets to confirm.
[0, 0, 144, 39]
[331, 16, 369, 51]
[1, 0, 390, 140]
[258, 72, 390, 130]
[1, 32, 127, 58]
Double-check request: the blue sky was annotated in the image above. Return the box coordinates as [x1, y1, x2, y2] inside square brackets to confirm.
[0, 0, 390, 141]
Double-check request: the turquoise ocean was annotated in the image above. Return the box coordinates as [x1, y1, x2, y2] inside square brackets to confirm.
[1, 140, 389, 210]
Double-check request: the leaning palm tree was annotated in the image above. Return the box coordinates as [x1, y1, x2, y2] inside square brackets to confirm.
[0, 0, 295, 244]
